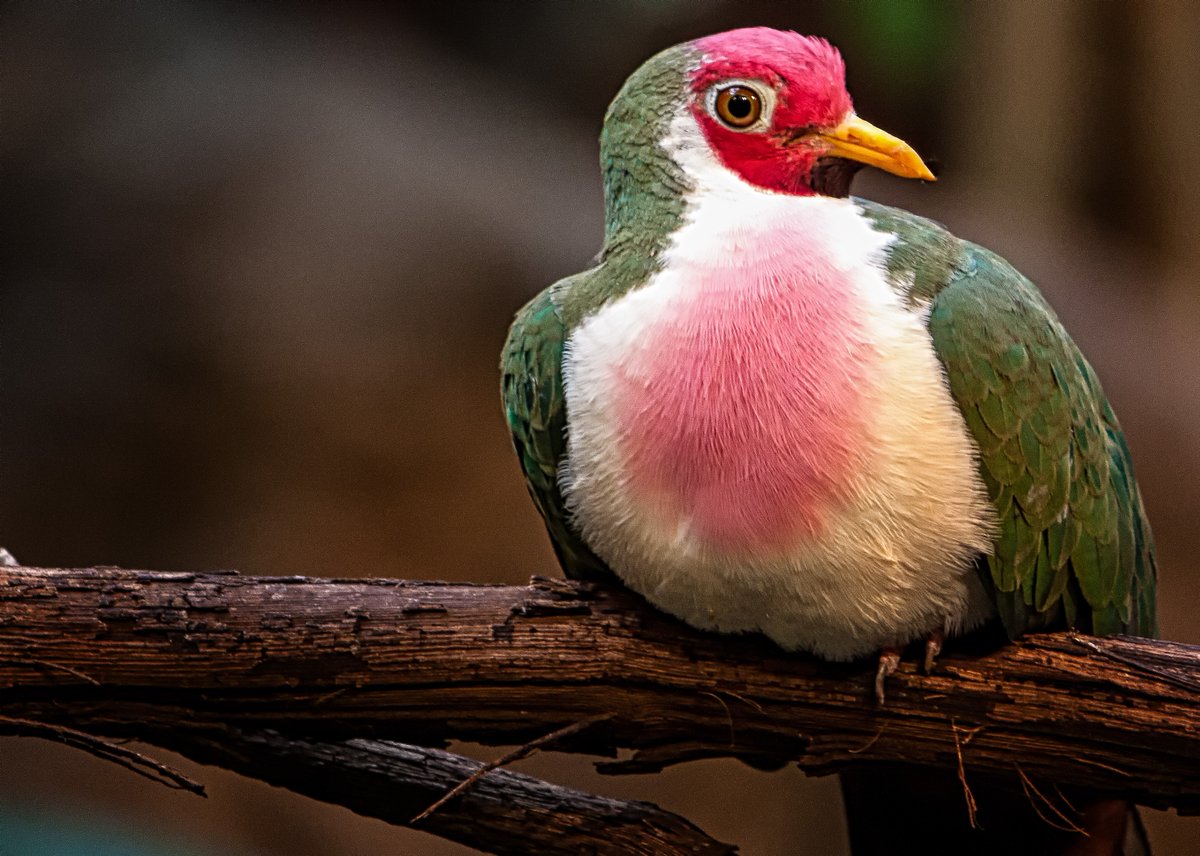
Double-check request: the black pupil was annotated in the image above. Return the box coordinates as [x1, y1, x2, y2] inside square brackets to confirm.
[727, 92, 753, 119]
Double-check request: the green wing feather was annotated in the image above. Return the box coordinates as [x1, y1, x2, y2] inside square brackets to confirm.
[861, 200, 1156, 637]
[500, 280, 614, 582]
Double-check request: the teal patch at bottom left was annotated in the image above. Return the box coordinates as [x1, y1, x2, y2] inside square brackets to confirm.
[0, 807, 227, 856]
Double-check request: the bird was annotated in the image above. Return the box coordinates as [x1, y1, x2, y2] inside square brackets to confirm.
[500, 27, 1156, 702]
[502, 26, 1159, 853]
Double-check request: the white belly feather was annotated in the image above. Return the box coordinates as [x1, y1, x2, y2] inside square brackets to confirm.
[561, 186, 997, 660]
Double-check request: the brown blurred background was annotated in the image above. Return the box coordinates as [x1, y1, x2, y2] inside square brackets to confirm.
[2, 2, 1197, 854]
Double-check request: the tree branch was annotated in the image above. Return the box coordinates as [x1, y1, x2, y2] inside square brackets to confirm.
[0, 714, 204, 794]
[177, 729, 736, 855]
[1, 565, 1197, 829]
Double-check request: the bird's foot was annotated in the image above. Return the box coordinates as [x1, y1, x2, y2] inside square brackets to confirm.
[923, 628, 945, 674]
[875, 628, 947, 703]
[874, 647, 901, 705]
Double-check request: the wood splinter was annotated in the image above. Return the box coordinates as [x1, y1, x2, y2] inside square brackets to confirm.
[412, 713, 615, 823]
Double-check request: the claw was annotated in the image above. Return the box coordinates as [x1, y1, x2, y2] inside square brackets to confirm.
[874, 648, 901, 704]
[923, 628, 945, 674]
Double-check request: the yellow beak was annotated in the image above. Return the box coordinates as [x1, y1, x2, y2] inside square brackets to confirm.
[816, 115, 936, 182]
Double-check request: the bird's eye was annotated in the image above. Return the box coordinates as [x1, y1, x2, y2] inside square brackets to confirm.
[714, 85, 763, 129]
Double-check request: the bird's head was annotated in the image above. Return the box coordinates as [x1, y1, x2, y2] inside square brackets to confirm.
[602, 28, 934, 206]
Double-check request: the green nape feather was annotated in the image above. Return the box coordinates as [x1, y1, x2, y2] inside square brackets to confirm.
[860, 199, 1156, 638]
[500, 280, 614, 583]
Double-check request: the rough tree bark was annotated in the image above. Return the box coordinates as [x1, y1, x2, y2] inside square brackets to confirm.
[2, 566, 1198, 852]
[176, 729, 735, 855]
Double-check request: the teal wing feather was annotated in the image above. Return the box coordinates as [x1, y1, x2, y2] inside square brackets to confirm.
[500, 282, 614, 582]
[926, 242, 1157, 637]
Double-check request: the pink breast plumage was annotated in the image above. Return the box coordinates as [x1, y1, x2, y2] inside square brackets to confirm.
[613, 234, 870, 554]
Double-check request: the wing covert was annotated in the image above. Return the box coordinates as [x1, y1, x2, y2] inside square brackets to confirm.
[927, 244, 1156, 637]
